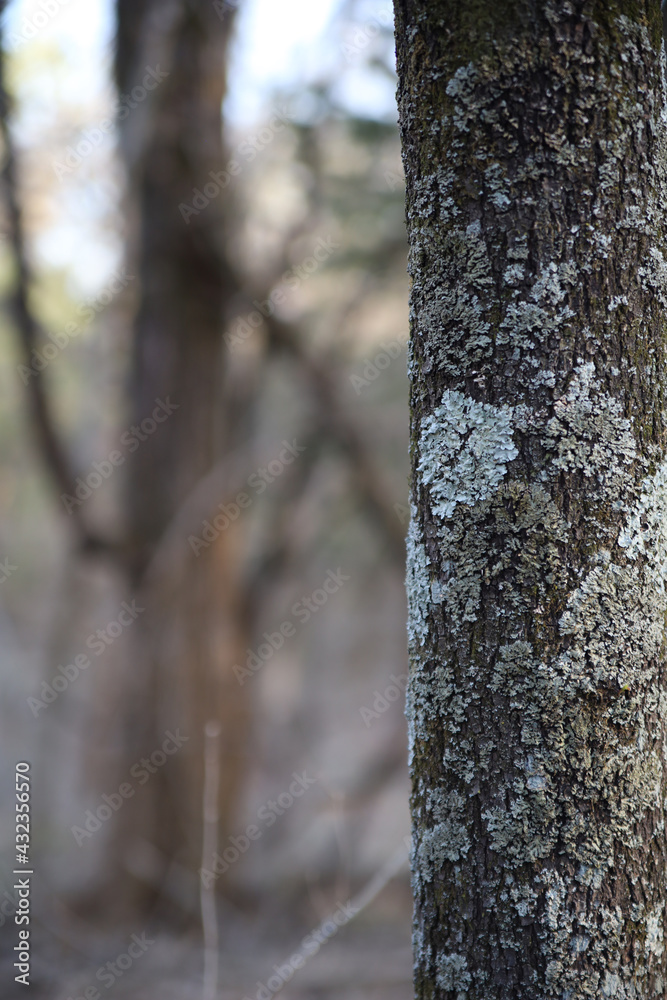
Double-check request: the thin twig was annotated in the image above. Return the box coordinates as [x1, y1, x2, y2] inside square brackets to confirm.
[201, 719, 222, 1000]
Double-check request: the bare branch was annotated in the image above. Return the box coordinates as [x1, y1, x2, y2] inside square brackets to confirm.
[263, 314, 406, 565]
[0, 25, 117, 555]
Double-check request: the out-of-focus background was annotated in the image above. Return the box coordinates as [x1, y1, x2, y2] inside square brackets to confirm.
[0, 0, 410, 996]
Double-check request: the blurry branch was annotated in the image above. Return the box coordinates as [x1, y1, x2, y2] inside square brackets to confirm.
[0, 26, 117, 556]
[228, 112, 406, 567]
[263, 313, 406, 565]
[225, 261, 405, 565]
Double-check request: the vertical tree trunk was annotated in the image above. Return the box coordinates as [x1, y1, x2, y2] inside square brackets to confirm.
[111, 0, 249, 905]
[395, 2, 667, 995]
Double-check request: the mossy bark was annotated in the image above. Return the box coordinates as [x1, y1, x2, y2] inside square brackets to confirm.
[395, 1, 667, 995]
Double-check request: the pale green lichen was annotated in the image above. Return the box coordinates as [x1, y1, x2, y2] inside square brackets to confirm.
[474, 452, 667, 986]
[503, 263, 525, 286]
[418, 389, 518, 519]
[405, 505, 435, 760]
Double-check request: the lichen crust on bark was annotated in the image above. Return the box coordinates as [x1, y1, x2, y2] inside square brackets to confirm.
[396, 1, 667, 996]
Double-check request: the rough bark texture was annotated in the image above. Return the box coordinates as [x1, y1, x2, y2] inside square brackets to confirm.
[395, 1, 667, 996]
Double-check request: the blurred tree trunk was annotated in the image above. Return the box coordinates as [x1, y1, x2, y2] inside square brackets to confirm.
[395, 1, 667, 995]
[111, 0, 249, 908]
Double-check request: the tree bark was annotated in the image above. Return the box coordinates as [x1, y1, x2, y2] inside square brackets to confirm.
[395, 1, 667, 995]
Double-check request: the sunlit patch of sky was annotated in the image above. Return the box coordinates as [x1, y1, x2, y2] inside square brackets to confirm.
[227, 0, 341, 123]
[1, 0, 396, 291]
[228, 0, 397, 124]
[4, 0, 113, 109]
[4, 0, 396, 124]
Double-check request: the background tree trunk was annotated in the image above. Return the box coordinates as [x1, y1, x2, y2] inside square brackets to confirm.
[111, 0, 250, 908]
[395, 1, 667, 995]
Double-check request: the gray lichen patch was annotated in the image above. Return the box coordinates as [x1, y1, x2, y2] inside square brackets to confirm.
[413, 222, 495, 378]
[427, 480, 569, 641]
[618, 457, 667, 572]
[544, 363, 637, 490]
[418, 390, 518, 519]
[436, 952, 471, 997]
[406, 506, 431, 650]
[638, 246, 667, 307]
[416, 789, 470, 879]
[497, 261, 576, 351]
[405, 503, 444, 757]
[558, 454, 667, 690]
[646, 907, 665, 958]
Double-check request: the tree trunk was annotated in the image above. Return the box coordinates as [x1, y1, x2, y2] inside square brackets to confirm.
[395, 1, 667, 995]
[110, 0, 250, 907]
